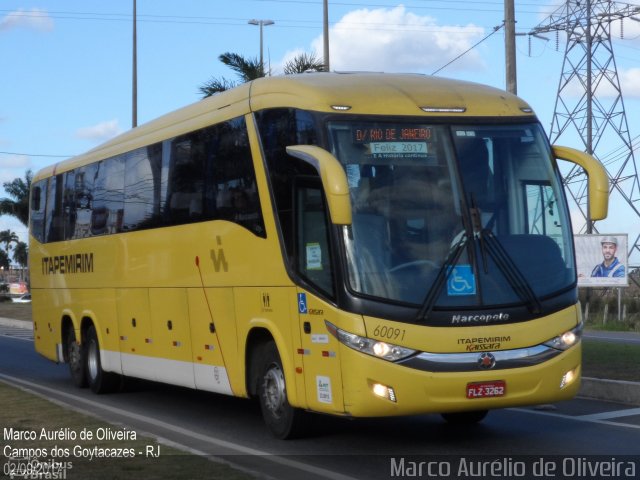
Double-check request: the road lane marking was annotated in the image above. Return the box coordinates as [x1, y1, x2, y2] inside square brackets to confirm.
[0, 326, 34, 341]
[0, 373, 359, 480]
[512, 407, 640, 430]
[576, 407, 640, 421]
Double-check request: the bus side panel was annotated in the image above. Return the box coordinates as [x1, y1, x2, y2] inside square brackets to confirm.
[149, 288, 195, 388]
[188, 287, 236, 395]
[32, 288, 65, 362]
[117, 288, 156, 380]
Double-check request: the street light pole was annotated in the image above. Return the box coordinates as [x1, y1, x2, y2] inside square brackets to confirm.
[248, 19, 274, 75]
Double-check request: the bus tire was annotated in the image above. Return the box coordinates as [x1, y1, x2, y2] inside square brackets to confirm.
[86, 325, 120, 394]
[441, 410, 489, 425]
[66, 327, 88, 388]
[257, 341, 308, 439]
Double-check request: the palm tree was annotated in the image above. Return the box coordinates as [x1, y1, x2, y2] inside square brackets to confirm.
[199, 52, 324, 98]
[283, 52, 324, 75]
[13, 241, 28, 269]
[0, 229, 19, 258]
[199, 53, 264, 98]
[1, 170, 32, 227]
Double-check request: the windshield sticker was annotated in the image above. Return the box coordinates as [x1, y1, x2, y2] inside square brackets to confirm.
[306, 243, 323, 270]
[447, 265, 477, 296]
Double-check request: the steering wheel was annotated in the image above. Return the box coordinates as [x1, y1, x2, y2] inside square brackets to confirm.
[389, 259, 439, 273]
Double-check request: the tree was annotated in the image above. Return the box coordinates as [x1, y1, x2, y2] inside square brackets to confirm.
[13, 241, 28, 269]
[0, 249, 9, 271]
[0, 170, 32, 227]
[199, 52, 324, 98]
[199, 53, 263, 98]
[0, 229, 19, 258]
[283, 52, 324, 75]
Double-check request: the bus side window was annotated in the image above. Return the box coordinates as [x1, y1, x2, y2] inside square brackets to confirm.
[295, 181, 335, 297]
[30, 180, 47, 243]
[45, 174, 64, 243]
[209, 117, 265, 237]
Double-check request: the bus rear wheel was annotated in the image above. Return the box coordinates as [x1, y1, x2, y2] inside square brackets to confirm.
[66, 327, 88, 388]
[86, 325, 120, 394]
[257, 341, 308, 439]
[441, 410, 489, 425]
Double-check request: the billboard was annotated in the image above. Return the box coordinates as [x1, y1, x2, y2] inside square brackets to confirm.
[575, 234, 628, 287]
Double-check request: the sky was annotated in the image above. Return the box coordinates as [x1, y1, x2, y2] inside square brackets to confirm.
[1, 0, 640, 265]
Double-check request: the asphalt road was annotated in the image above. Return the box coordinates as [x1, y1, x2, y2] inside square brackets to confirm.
[1, 332, 639, 480]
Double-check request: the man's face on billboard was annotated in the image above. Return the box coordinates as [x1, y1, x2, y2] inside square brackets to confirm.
[601, 242, 617, 262]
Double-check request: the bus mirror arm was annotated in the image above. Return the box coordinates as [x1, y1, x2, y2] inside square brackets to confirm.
[286, 145, 353, 225]
[552, 145, 609, 221]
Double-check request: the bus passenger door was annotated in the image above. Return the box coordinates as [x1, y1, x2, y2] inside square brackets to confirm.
[149, 288, 195, 388]
[294, 179, 345, 414]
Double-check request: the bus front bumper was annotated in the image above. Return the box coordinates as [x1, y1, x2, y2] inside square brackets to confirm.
[339, 343, 581, 417]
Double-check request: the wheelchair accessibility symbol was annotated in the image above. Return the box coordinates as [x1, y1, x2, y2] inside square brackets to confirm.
[298, 293, 308, 314]
[447, 265, 476, 296]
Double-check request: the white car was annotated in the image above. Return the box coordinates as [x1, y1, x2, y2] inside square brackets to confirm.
[11, 293, 31, 303]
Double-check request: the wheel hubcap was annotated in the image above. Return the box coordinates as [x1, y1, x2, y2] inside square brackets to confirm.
[262, 363, 286, 418]
[87, 341, 99, 381]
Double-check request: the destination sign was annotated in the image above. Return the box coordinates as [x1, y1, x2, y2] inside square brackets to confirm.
[353, 126, 434, 160]
[353, 127, 432, 143]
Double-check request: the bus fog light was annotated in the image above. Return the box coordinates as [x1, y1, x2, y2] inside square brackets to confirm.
[372, 383, 397, 402]
[560, 368, 578, 389]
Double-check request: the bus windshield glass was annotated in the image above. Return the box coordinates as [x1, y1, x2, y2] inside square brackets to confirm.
[327, 120, 575, 310]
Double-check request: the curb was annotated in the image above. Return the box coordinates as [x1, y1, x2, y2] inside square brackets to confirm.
[579, 377, 640, 406]
[0, 317, 33, 330]
[1, 317, 639, 406]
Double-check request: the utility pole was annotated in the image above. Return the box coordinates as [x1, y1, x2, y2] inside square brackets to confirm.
[504, 0, 517, 94]
[323, 0, 330, 71]
[132, 0, 137, 128]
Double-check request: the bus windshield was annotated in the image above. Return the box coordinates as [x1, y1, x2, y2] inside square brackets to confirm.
[327, 120, 575, 311]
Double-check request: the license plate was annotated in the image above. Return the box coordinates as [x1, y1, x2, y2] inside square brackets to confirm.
[466, 380, 506, 399]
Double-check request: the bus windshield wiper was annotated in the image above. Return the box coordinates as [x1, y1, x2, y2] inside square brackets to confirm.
[415, 232, 468, 322]
[479, 229, 542, 314]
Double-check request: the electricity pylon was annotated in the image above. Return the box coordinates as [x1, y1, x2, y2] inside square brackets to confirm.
[530, 0, 640, 281]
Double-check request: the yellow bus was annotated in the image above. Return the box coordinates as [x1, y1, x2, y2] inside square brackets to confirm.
[30, 73, 609, 438]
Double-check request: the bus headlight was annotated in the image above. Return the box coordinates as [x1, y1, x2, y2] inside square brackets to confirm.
[326, 321, 416, 362]
[543, 323, 583, 351]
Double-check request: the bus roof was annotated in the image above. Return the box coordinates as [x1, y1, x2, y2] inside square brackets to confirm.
[34, 73, 534, 181]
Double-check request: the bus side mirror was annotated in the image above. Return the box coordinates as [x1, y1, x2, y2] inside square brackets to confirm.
[552, 145, 609, 221]
[286, 145, 352, 225]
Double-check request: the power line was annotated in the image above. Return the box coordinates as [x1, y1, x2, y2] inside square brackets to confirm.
[431, 24, 503, 75]
[0, 151, 72, 159]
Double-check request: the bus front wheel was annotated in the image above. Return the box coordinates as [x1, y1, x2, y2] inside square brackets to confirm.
[257, 341, 308, 439]
[86, 325, 120, 394]
[66, 327, 88, 388]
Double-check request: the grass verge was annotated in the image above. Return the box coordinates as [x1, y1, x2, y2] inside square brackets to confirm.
[0, 300, 32, 321]
[582, 339, 640, 382]
[0, 382, 254, 480]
